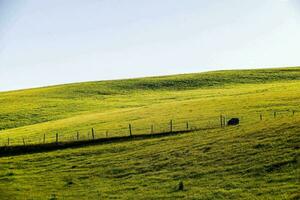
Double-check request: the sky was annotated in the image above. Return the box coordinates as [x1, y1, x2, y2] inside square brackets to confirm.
[0, 0, 300, 91]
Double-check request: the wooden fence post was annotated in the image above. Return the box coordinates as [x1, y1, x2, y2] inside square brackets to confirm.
[260, 114, 263, 121]
[220, 115, 223, 127]
[129, 124, 132, 137]
[56, 133, 58, 144]
[186, 122, 189, 130]
[293, 110, 295, 116]
[170, 120, 173, 132]
[43, 133, 46, 144]
[92, 128, 95, 140]
[274, 112, 276, 118]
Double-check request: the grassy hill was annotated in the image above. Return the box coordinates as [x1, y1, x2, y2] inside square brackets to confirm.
[0, 67, 299, 199]
[1, 67, 300, 131]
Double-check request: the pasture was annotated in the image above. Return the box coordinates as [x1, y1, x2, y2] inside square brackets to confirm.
[0, 67, 299, 199]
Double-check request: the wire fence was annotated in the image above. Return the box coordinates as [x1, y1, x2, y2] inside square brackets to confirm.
[0, 109, 298, 148]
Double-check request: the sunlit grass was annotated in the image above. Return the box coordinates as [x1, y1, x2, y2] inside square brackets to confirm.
[0, 67, 299, 199]
[1, 80, 299, 146]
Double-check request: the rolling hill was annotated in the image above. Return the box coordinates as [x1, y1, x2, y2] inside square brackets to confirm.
[0, 67, 299, 199]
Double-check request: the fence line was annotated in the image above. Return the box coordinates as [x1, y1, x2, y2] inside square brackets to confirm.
[0, 110, 298, 147]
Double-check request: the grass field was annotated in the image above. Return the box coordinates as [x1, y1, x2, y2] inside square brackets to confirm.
[0, 67, 299, 199]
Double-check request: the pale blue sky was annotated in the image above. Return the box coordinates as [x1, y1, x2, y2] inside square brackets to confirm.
[0, 0, 300, 91]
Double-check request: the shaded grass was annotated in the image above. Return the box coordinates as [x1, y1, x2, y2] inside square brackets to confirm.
[0, 129, 199, 157]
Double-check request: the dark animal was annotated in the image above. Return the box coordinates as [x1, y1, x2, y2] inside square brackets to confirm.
[227, 118, 239, 126]
[177, 181, 184, 191]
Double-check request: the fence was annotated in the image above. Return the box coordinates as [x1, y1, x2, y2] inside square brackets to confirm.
[0, 109, 298, 148]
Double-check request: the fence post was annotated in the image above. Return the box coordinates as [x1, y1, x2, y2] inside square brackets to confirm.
[43, 133, 46, 144]
[260, 114, 263, 121]
[129, 124, 132, 137]
[151, 125, 154, 134]
[220, 115, 223, 127]
[186, 122, 189, 130]
[274, 112, 276, 118]
[92, 128, 95, 140]
[293, 110, 295, 116]
[23, 138, 25, 146]
[56, 133, 58, 144]
[170, 120, 173, 132]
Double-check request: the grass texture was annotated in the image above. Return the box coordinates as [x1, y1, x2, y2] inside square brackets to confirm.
[0, 67, 299, 199]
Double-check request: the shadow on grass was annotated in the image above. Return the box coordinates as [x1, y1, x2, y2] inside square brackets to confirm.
[0, 127, 217, 158]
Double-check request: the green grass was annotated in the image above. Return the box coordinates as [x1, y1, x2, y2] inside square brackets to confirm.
[0, 67, 299, 199]
[0, 67, 299, 131]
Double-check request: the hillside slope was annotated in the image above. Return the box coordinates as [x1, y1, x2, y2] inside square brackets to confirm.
[0, 67, 299, 131]
[0, 67, 299, 199]
[0, 115, 299, 199]
[0, 67, 300, 145]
